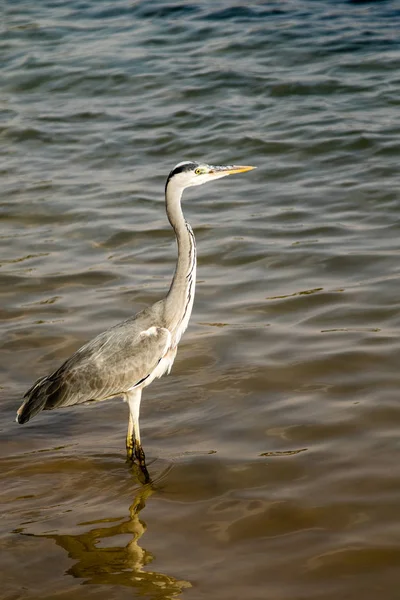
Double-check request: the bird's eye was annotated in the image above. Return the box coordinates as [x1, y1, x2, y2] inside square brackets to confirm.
[195, 167, 204, 175]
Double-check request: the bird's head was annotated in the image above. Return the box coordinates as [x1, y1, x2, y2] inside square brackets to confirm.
[165, 161, 256, 192]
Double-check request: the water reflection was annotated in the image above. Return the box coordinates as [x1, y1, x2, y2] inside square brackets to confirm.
[19, 477, 191, 598]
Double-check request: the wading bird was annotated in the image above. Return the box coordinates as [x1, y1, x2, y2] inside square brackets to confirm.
[16, 161, 255, 479]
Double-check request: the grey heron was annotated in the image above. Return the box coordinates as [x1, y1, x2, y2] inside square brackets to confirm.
[16, 161, 255, 478]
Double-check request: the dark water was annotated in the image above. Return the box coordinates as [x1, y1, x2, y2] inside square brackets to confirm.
[1, 1, 400, 598]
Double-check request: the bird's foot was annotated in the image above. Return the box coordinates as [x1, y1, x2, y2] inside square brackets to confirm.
[130, 459, 151, 485]
[126, 442, 150, 484]
[134, 442, 146, 465]
[135, 443, 150, 484]
[125, 438, 145, 463]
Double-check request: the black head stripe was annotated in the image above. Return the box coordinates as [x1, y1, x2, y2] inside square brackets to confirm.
[165, 161, 199, 189]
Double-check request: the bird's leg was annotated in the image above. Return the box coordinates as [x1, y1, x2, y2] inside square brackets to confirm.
[126, 411, 135, 462]
[134, 439, 146, 465]
[125, 389, 147, 470]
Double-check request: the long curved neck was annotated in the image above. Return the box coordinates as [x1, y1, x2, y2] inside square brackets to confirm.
[164, 179, 197, 344]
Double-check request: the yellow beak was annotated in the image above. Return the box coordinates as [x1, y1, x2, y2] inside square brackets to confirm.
[225, 165, 256, 175]
[209, 165, 256, 176]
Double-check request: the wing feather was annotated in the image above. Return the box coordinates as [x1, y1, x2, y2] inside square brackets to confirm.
[17, 324, 171, 423]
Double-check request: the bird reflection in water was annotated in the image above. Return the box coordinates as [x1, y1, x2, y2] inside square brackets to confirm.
[19, 470, 191, 597]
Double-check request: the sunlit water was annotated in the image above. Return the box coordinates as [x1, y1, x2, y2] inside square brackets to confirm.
[1, 1, 400, 599]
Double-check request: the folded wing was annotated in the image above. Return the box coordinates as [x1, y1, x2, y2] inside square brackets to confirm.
[17, 325, 171, 424]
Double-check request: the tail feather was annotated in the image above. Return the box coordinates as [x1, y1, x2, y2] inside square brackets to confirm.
[17, 376, 54, 424]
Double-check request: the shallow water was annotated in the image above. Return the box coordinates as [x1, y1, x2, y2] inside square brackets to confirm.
[1, 1, 400, 598]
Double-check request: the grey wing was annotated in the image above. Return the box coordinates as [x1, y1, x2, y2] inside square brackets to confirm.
[17, 326, 171, 423]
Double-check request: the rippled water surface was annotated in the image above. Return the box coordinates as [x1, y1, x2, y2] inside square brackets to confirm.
[1, 1, 400, 598]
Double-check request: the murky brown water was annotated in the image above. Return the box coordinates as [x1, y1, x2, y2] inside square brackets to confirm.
[2, 1, 400, 599]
